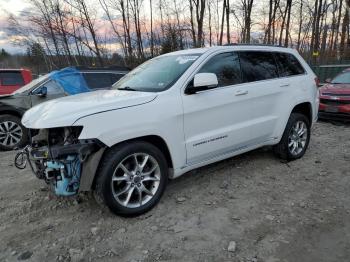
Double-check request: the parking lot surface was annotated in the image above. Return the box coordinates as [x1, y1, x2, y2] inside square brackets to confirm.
[0, 121, 349, 262]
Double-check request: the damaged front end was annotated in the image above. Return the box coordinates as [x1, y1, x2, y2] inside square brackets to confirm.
[15, 126, 105, 196]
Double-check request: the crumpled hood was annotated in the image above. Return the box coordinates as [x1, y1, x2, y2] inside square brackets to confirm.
[22, 89, 157, 129]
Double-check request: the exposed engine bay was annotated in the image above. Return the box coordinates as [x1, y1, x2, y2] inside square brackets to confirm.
[15, 127, 104, 196]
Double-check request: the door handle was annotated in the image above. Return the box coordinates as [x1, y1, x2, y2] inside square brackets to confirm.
[235, 90, 248, 96]
[280, 83, 290, 87]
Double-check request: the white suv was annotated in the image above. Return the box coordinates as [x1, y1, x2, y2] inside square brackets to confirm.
[19, 45, 319, 216]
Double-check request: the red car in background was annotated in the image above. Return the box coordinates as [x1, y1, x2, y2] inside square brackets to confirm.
[319, 68, 350, 122]
[0, 69, 32, 95]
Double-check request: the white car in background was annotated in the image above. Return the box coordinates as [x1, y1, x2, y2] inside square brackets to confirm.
[19, 45, 319, 216]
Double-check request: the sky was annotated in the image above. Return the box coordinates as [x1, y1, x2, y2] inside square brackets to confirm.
[0, 0, 31, 53]
[0, 0, 151, 54]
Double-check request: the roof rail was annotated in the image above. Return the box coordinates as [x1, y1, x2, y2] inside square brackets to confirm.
[223, 43, 286, 48]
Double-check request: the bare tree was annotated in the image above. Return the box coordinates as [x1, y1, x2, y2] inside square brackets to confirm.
[242, 0, 254, 43]
[219, 0, 226, 45]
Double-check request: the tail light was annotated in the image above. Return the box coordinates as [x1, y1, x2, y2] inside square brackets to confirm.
[314, 77, 320, 87]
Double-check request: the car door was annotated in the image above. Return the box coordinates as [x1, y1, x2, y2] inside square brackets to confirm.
[181, 52, 256, 165]
[30, 79, 65, 107]
[237, 51, 285, 143]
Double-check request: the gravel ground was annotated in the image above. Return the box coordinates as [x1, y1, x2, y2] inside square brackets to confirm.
[0, 121, 349, 262]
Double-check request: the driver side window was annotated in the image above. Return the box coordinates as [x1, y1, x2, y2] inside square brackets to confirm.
[198, 52, 242, 87]
[34, 80, 64, 95]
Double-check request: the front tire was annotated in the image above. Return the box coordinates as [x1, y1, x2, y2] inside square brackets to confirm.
[94, 141, 168, 216]
[273, 113, 310, 160]
[0, 114, 28, 151]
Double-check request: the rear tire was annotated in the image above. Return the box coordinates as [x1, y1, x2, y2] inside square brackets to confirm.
[273, 113, 310, 161]
[0, 114, 28, 151]
[94, 141, 168, 216]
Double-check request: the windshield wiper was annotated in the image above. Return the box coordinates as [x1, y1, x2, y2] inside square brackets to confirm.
[117, 86, 138, 91]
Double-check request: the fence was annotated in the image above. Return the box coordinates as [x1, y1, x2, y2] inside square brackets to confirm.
[312, 63, 350, 83]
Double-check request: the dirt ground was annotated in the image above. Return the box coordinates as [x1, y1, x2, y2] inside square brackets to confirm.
[0, 121, 349, 262]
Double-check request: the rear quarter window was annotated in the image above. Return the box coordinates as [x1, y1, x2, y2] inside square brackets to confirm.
[239, 51, 279, 82]
[275, 52, 305, 77]
[0, 72, 24, 86]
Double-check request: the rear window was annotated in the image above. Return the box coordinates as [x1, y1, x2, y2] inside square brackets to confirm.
[110, 73, 125, 84]
[275, 52, 305, 77]
[0, 72, 24, 86]
[83, 73, 116, 89]
[239, 51, 278, 82]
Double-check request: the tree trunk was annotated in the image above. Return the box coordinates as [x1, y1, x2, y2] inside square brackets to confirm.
[340, 8, 349, 55]
[150, 0, 154, 57]
[333, 0, 343, 50]
[189, 0, 197, 47]
[284, 0, 292, 47]
[226, 0, 230, 44]
[219, 0, 226, 45]
[265, 0, 273, 44]
[195, 0, 206, 47]
[297, 0, 303, 50]
[209, 1, 212, 46]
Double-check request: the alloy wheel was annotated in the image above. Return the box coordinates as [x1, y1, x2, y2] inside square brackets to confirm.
[288, 120, 308, 156]
[0, 121, 23, 147]
[111, 153, 161, 208]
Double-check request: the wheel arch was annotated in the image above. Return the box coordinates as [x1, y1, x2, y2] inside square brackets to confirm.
[86, 134, 174, 191]
[290, 102, 312, 124]
[0, 109, 23, 119]
[115, 135, 174, 169]
[275, 101, 313, 144]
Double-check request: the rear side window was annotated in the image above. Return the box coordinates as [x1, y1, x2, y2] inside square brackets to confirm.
[239, 51, 278, 82]
[275, 52, 305, 77]
[0, 72, 24, 86]
[83, 73, 115, 89]
[199, 52, 241, 87]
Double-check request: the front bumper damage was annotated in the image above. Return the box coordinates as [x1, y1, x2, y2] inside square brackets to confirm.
[15, 130, 106, 196]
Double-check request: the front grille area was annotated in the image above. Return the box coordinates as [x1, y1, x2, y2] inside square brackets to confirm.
[320, 98, 350, 105]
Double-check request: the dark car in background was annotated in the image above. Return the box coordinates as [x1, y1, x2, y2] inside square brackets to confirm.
[0, 66, 129, 150]
[0, 69, 33, 95]
[319, 68, 350, 122]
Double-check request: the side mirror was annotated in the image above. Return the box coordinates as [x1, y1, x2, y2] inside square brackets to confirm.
[37, 86, 47, 97]
[325, 78, 332, 83]
[185, 73, 218, 94]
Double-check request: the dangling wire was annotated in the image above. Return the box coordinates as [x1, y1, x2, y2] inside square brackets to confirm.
[14, 145, 36, 174]
[14, 151, 27, 169]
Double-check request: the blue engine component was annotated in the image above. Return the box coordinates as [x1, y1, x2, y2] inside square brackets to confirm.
[45, 155, 81, 196]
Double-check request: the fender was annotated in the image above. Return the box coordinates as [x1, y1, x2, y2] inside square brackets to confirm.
[276, 100, 313, 142]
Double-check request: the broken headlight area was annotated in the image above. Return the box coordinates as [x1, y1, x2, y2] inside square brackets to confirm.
[15, 126, 103, 196]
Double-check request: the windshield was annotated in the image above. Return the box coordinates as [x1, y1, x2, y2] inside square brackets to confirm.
[112, 54, 201, 92]
[331, 72, 350, 84]
[13, 74, 50, 94]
